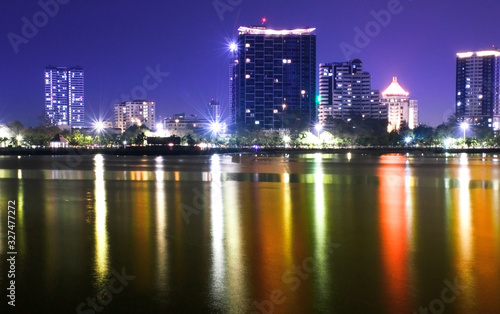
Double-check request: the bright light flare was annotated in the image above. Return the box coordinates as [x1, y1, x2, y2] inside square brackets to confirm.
[315, 124, 323, 132]
[210, 122, 226, 135]
[405, 137, 412, 144]
[211, 122, 222, 134]
[460, 122, 469, 130]
[229, 42, 238, 52]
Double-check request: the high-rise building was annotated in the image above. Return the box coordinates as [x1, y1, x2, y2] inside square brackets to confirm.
[318, 59, 383, 124]
[44, 66, 84, 128]
[208, 99, 221, 122]
[114, 100, 155, 132]
[231, 26, 316, 129]
[456, 50, 500, 130]
[381, 77, 418, 131]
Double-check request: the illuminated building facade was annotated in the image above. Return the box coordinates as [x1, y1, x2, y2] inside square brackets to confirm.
[231, 26, 316, 129]
[381, 77, 418, 131]
[208, 99, 221, 122]
[318, 60, 384, 124]
[114, 100, 155, 132]
[44, 66, 84, 128]
[456, 50, 500, 130]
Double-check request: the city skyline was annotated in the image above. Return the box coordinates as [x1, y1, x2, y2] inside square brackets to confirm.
[1, 0, 499, 127]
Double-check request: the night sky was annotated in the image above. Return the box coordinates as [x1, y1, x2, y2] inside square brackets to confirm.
[1, 0, 498, 127]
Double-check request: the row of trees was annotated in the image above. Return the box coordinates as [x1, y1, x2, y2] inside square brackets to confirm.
[221, 116, 500, 148]
[2, 115, 499, 148]
[0, 121, 111, 147]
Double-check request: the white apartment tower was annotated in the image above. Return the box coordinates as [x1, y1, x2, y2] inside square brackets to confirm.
[114, 100, 155, 132]
[456, 50, 500, 129]
[44, 66, 84, 128]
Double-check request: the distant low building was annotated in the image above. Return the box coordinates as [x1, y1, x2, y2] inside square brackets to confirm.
[49, 134, 69, 148]
[162, 114, 211, 137]
[114, 100, 155, 132]
[146, 136, 181, 146]
[381, 77, 418, 131]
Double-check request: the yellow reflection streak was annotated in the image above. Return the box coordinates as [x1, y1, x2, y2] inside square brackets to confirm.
[283, 171, 292, 267]
[404, 163, 414, 250]
[313, 153, 328, 296]
[17, 170, 25, 255]
[94, 155, 109, 285]
[456, 153, 474, 308]
[210, 155, 226, 300]
[155, 157, 168, 295]
[224, 176, 246, 309]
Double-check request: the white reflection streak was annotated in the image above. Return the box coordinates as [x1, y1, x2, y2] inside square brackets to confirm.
[314, 153, 327, 294]
[210, 155, 225, 299]
[155, 157, 168, 294]
[94, 154, 108, 283]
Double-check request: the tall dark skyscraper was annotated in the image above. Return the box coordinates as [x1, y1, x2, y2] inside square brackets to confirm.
[231, 26, 316, 129]
[44, 66, 85, 128]
[456, 50, 500, 130]
[318, 60, 383, 124]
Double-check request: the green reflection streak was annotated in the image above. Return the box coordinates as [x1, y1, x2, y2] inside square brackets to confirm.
[313, 153, 328, 300]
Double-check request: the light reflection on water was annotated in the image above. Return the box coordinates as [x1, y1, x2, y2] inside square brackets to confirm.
[0, 153, 499, 313]
[94, 154, 109, 287]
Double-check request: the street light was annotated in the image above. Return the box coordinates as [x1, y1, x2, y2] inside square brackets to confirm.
[460, 122, 468, 141]
[315, 124, 323, 138]
[94, 121, 104, 133]
[210, 122, 223, 135]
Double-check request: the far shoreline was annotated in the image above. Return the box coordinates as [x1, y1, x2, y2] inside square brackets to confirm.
[1, 146, 500, 157]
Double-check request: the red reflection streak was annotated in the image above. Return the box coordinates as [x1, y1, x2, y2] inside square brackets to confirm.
[378, 156, 409, 311]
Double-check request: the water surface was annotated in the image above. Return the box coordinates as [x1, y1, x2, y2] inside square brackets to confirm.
[0, 153, 499, 313]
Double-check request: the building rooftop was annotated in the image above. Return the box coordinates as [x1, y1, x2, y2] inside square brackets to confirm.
[457, 50, 500, 58]
[382, 77, 409, 97]
[238, 26, 316, 35]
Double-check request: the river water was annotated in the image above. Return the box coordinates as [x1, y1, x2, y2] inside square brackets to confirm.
[0, 153, 499, 313]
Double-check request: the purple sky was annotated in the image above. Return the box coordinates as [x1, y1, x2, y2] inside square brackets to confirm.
[1, 0, 498, 127]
